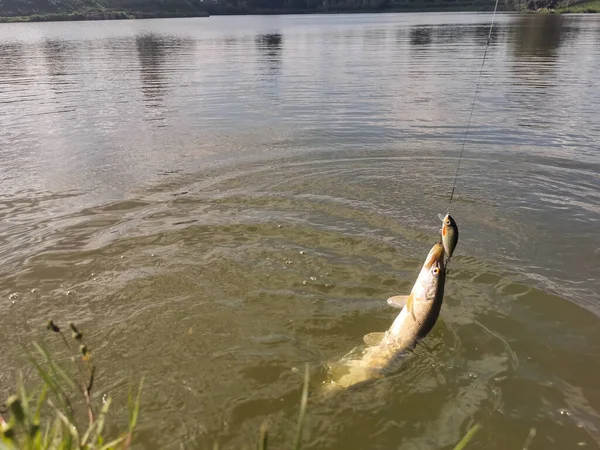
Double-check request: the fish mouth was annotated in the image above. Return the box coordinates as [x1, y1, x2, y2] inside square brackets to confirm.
[424, 243, 445, 269]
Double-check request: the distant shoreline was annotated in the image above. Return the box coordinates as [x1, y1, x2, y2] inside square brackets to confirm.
[527, 0, 600, 13]
[542, 0, 600, 12]
[1, 2, 597, 23]
[0, 6, 508, 24]
[0, 11, 209, 23]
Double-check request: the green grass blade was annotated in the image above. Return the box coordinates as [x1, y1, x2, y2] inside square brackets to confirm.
[40, 422, 50, 450]
[80, 421, 97, 447]
[27, 351, 61, 396]
[27, 353, 73, 423]
[94, 397, 112, 444]
[258, 421, 268, 450]
[452, 423, 481, 450]
[48, 401, 79, 447]
[128, 377, 144, 434]
[16, 375, 32, 427]
[42, 417, 60, 450]
[33, 343, 76, 391]
[522, 427, 537, 450]
[34, 385, 48, 422]
[98, 434, 127, 450]
[292, 364, 310, 450]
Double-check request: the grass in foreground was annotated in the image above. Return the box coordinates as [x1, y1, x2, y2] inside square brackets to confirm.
[2, 322, 536, 450]
[0, 321, 143, 450]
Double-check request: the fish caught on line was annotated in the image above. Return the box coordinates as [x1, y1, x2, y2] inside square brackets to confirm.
[325, 242, 447, 390]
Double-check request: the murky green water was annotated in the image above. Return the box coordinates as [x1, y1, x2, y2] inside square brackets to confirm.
[1, 12, 599, 449]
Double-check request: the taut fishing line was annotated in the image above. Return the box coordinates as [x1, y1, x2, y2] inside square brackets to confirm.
[446, 0, 501, 213]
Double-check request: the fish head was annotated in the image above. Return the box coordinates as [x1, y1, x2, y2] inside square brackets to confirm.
[423, 242, 445, 270]
[438, 213, 456, 236]
[422, 242, 445, 301]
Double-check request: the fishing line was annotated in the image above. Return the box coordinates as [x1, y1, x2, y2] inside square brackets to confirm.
[446, 0, 501, 214]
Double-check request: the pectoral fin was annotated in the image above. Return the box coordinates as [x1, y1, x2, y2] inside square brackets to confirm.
[363, 332, 385, 346]
[406, 293, 416, 319]
[387, 295, 410, 309]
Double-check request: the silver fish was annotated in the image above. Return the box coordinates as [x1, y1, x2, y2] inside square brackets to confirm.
[326, 243, 446, 390]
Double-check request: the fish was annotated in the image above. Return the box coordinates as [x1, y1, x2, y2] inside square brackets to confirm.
[325, 243, 446, 390]
[438, 213, 459, 261]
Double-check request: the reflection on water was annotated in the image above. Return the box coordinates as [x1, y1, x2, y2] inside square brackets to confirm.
[410, 26, 432, 46]
[42, 40, 76, 100]
[0, 42, 26, 83]
[507, 15, 587, 146]
[256, 33, 283, 52]
[408, 23, 501, 47]
[255, 33, 283, 76]
[136, 34, 170, 112]
[135, 34, 195, 121]
[0, 13, 599, 450]
[43, 40, 71, 77]
[512, 15, 566, 58]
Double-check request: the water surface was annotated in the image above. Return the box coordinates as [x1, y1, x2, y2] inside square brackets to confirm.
[1, 12, 599, 450]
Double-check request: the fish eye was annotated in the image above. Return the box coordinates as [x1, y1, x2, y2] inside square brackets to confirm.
[433, 267, 440, 275]
[445, 220, 451, 226]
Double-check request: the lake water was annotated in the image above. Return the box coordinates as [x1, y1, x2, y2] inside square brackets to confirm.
[1, 12, 599, 450]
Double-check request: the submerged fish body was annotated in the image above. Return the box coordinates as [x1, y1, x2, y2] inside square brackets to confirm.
[439, 213, 459, 260]
[326, 243, 446, 390]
